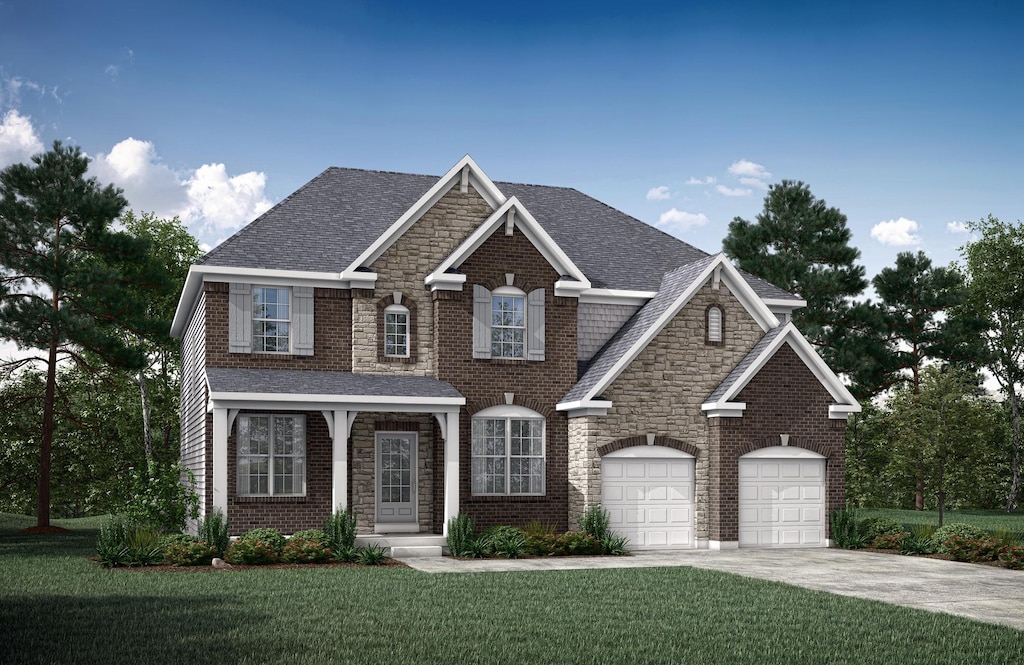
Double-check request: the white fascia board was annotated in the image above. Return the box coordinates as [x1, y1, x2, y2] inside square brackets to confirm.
[700, 402, 747, 418]
[715, 255, 779, 332]
[423, 272, 467, 290]
[829, 404, 861, 419]
[426, 196, 591, 291]
[555, 399, 613, 414]
[554, 279, 589, 298]
[343, 155, 506, 274]
[763, 297, 807, 309]
[209, 392, 466, 410]
[171, 268, 205, 337]
[577, 288, 658, 306]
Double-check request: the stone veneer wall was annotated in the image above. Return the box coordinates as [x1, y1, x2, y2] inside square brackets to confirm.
[349, 413, 435, 533]
[204, 282, 353, 370]
[567, 281, 763, 540]
[435, 225, 578, 532]
[709, 343, 846, 542]
[226, 410, 333, 535]
[351, 185, 494, 375]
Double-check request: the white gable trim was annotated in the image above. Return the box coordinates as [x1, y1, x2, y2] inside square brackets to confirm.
[342, 155, 506, 277]
[425, 196, 591, 294]
[700, 322, 860, 420]
[571, 254, 778, 405]
[578, 288, 658, 306]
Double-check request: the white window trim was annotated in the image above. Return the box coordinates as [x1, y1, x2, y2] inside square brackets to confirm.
[471, 404, 545, 497]
[491, 285, 526, 360]
[252, 286, 292, 354]
[237, 414, 307, 497]
[383, 304, 411, 358]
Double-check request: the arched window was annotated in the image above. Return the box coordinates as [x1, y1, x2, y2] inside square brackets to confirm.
[384, 304, 410, 357]
[706, 305, 723, 345]
[471, 404, 545, 496]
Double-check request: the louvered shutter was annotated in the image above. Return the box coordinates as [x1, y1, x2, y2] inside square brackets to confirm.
[527, 288, 545, 361]
[292, 286, 314, 355]
[228, 283, 252, 353]
[473, 285, 492, 359]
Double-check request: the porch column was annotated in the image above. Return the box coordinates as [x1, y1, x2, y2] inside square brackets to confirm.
[212, 407, 229, 518]
[331, 409, 348, 511]
[442, 409, 460, 536]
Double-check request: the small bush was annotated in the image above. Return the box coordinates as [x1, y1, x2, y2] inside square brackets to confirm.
[579, 505, 612, 542]
[944, 535, 1001, 563]
[290, 529, 328, 545]
[465, 538, 490, 559]
[159, 533, 198, 549]
[333, 546, 359, 563]
[164, 540, 218, 566]
[900, 524, 937, 555]
[527, 531, 601, 556]
[281, 535, 333, 564]
[225, 538, 279, 565]
[479, 525, 525, 554]
[446, 513, 476, 557]
[523, 519, 557, 539]
[96, 516, 134, 567]
[358, 544, 389, 566]
[992, 529, 1023, 548]
[238, 528, 286, 555]
[118, 463, 200, 534]
[933, 523, 988, 553]
[486, 528, 526, 559]
[998, 545, 1024, 570]
[858, 517, 904, 543]
[199, 508, 230, 557]
[871, 532, 907, 550]
[601, 534, 630, 556]
[323, 508, 358, 553]
[831, 508, 864, 549]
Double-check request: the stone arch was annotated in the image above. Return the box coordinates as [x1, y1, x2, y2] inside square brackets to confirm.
[738, 435, 834, 459]
[598, 435, 701, 459]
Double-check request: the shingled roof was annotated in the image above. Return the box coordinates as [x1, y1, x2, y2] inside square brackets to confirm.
[198, 166, 800, 298]
[206, 368, 463, 399]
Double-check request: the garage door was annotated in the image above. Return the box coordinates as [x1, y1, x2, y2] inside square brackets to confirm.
[738, 446, 826, 548]
[601, 445, 695, 550]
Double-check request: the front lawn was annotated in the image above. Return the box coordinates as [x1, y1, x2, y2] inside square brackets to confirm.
[856, 508, 1024, 534]
[2, 513, 1022, 664]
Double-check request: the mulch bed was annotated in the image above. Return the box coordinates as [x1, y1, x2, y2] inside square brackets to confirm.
[19, 526, 71, 534]
[857, 547, 1006, 568]
[91, 558, 410, 572]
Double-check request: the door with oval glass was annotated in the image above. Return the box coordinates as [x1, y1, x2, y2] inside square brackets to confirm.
[376, 432, 417, 530]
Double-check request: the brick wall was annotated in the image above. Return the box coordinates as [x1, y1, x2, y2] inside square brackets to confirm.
[204, 282, 352, 371]
[435, 225, 578, 532]
[709, 343, 846, 541]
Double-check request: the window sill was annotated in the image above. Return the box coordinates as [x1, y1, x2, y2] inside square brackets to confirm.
[234, 495, 308, 503]
[469, 494, 548, 502]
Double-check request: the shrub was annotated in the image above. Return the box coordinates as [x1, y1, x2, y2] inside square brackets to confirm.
[290, 529, 328, 545]
[238, 528, 286, 555]
[579, 505, 612, 542]
[465, 538, 490, 559]
[323, 508, 358, 553]
[96, 516, 164, 567]
[225, 538, 279, 565]
[333, 546, 359, 563]
[830, 508, 864, 549]
[998, 545, 1024, 570]
[601, 534, 630, 556]
[488, 528, 526, 559]
[900, 524, 937, 555]
[159, 533, 198, 549]
[446, 513, 476, 557]
[944, 535, 1001, 563]
[523, 519, 557, 539]
[357, 544, 389, 566]
[118, 462, 200, 534]
[123, 524, 165, 567]
[858, 517, 904, 543]
[933, 523, 988, 553]
[164, 540, 218, 566]
[871, 532, 907, 550]
[199, 508, 230, 557]
[992, 529, 1023, 548]
[527, 531, 601, 556]
[281, 535, 333, 564]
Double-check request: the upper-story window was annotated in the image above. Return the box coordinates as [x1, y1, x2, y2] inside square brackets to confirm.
[706, 304, 723, 345]
[253, 287, 291, 353]
[491, 287, 526, 359]
[384, 304, 410, 358]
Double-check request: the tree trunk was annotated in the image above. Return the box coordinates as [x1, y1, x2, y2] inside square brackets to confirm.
[915, 475, 924, 511]
[36, 337, 58, 528]
[936, 465, 945, 528]
[139, 368, 152, 465]
[1006, 388, 1021, 512]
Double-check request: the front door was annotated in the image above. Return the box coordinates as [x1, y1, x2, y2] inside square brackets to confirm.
[376, 432, 417, 527]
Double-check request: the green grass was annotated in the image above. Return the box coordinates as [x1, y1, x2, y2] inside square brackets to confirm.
[857, 508, 1024, 534]
[2, 513, 1022, 664]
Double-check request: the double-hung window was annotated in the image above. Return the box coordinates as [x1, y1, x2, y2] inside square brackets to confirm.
[491, 287, 526, 359]
[253, 287, 291, 353]
[471, 405, 545, 496]
[384, 304, 410, 358]
[237, 414, 306, 496]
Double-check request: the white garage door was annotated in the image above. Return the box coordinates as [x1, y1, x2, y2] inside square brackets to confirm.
[601, 445, 695, 550]
[738, 446, 826, 548]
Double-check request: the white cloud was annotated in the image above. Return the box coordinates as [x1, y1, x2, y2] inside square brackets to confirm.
[686, 176, 715, 186]
[871, 217, 920, 246]
[656, 208, 709, 233]
[90, 138, 189, 218]
[646, 185, 671, 201]
[739, 177, 768, 189]
[727, 159, 771, 180]
[0, 109, 43, 168]
[183, 164, 272, 236]
[715, 184, 752, 197]
[947, 221, 969, 234]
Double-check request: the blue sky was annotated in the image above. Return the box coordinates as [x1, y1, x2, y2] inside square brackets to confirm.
[1, 0, 1022, 284]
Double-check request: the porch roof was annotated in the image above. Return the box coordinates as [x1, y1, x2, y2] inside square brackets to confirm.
[205, 368, 465, 409]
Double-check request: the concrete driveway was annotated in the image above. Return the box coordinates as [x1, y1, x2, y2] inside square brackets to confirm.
[397, 548, 1024, 631]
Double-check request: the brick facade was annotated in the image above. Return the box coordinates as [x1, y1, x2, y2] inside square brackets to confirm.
[708, 343, 846, 542]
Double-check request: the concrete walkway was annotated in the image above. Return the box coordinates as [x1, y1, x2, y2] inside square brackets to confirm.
[395, 548, 1024, 631]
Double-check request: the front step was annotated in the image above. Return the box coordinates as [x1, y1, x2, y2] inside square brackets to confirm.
[355, 534, 447, 557]
[390, 545, 443, 558]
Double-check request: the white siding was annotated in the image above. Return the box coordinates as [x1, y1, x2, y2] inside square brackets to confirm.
[180, 291, 207, 529]
[577, 303, 640, 361]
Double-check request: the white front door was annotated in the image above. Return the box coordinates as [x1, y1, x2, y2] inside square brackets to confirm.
[376, 432, 417, 527]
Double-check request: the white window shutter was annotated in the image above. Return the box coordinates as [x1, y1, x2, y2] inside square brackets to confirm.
[292, 286, 314, 355]
[473, 284, 492, 359]
[527, 288, 545, 361]
[228, 283, 252, 353]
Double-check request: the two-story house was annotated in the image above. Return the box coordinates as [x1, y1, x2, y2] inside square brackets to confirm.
[170, 156, 860, 552]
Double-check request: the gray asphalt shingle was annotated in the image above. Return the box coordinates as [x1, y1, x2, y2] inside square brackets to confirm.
[206, 367, 463, 399]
